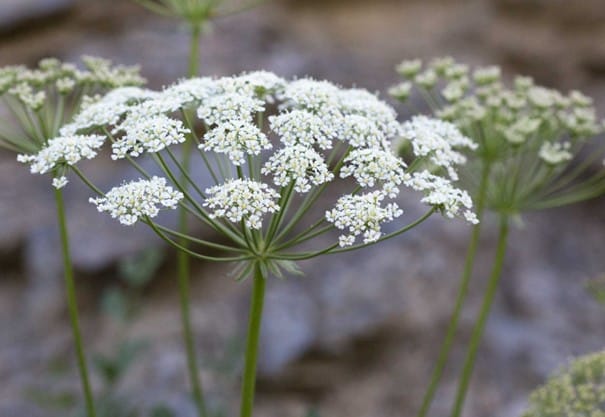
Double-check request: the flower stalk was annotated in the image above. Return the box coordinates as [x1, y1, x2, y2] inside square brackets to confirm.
[55, 187, 97, 417]
[239, 263, 267, 417]
[450, 215, 509, 417]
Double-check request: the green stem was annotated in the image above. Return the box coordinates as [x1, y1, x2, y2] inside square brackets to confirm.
[239, 263, 266, 417]
[450, 215, 509, 417]
[54, 188, 97, 417]
[416, 162, 492, 417]
[188, 24, 201, 77]
[177, 134, 208, 417]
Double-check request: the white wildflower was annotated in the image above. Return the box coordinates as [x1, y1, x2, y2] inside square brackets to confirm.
[204, 179, 280, 230]
[17, 134, 105, 175]
[197, 92, 264, 126]
[221, 71, 286, 101]
[112, 114, 189, 159]
[338, 88, 401, 138]
[52, 176, 68, 189]
[404, 171, 476, 223]
[388, 81, 412, 101]
[269, 109, 335, 150]
[473, 66, 501, 85]
[279, 78, 341, 113]
[201, 119, 271, 165]
[262, 144, 334, 193]
[538, 141, 572, 165]
[396, 59, 422, 78]
[61, 87, 155, 134]
[335, 115, 387, 149]
[340, 148, 407, 197]
[400, 116, 477, 180]
[415, 69, 438, 89]
[90, 176, 183, 226]
[326, 191, 403, 247]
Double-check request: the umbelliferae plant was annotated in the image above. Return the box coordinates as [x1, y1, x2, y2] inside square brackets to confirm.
[523, 350, 605, 417]
[391, 57, 605, 417]
[0, 56, 144, 417]
[20, 72, 479, 416]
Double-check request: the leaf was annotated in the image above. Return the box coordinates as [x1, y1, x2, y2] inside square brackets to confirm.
[118, 248, 165, 288]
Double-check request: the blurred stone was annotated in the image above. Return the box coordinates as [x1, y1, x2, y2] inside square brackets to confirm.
[0, 0, 74, 33]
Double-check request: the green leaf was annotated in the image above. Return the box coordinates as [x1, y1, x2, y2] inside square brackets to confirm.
[118, 248, 165, 288]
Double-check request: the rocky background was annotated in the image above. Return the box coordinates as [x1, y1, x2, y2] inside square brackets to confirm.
[1, 0, 604, 416]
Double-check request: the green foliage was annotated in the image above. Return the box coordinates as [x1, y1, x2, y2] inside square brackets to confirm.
[586, 277, 605, 307]
[523, 350, 605, 417]
[101, 248, 165, 321]
[93, 340, 148, 389]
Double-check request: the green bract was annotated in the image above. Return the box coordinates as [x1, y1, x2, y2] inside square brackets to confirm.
[523, 350, 605, 417]
[391, 57, 605, 214]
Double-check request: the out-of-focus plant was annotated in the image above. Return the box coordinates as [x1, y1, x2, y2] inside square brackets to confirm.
[522, 350, 605, 417]
[0, 56, 144, 417]
[390, 57, 605, 417]
[134, 0, 265, 76]
[21, 72, 479, 417]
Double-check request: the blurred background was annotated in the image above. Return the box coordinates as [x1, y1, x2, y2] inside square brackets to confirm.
[0, 0, 604, 416]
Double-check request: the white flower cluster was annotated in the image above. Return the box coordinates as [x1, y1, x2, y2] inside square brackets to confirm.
[269, 110, 334, 150]
[37, 71, 477, 249]
[112, 114, 189, 159]
[538, 141, 572, 165]
[404, 171, 477, 223]
[340, 148, 407, 197]
[0, 56, 144, 111]
[60, 87, 156, 135]
[17, 134, 105, 175]
[399, 115, 477, 180]
[326, 191, 403, 247]
[262, 144, 334, 193]
[201, 120, 270, 165]
[337, 115, 387, 149]
[204, 179, 280, 230]
[197, 93, 264, 125]
[89, 176, 183, 226]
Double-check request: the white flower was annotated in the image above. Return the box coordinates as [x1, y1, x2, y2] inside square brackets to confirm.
[326, 191, 403, 247]
[17, 134, 105, 175]
[396, 59, 422, 78]
[197, 92, 264, 126]
[90, 176, 183, 225]
[400, 116, 477, 180]
[404, 171, 477, 223]
[388, 81, 412, 100]
[111, 114, 188, 159]
[335, 115, 387, 149]
[201, 119, 271, 165]
[340, 148, 407, 197]
[262, 144, 334, 193]
[160, 77, 220, 110]
[220, 71, 286, 101]
[52, 176, 68, 189]
[204, 179, 280, 229]
[338, 88, 401, 138]
[61, 87, 155, 134]
[269, 110, 335, 150]
[538, 141, 572, 165]
[279, 78, 341, 114]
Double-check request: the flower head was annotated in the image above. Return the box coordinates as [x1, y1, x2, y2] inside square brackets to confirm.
[89, 176, 183, 226]
[326, 191, 403, 247]
[523, 350, 605, 417]
[391, 57, 605, 213]
[17, 134, 105, 175]
[204, 179, 280, 230]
